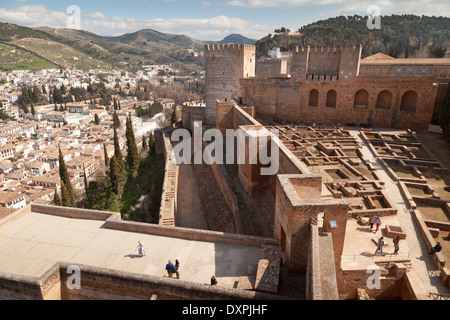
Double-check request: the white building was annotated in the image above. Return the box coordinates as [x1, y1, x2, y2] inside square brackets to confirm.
[0, 191, 26, 210]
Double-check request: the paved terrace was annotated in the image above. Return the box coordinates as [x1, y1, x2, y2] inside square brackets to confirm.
[0, 205, 278, 290]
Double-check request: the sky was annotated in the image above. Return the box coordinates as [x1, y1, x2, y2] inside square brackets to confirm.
[0, 0, 449, 41]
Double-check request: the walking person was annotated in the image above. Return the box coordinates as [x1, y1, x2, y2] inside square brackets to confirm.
[136, 241, 146, 257]
[174, 259, 180, 280]
[166, 260, 176, 278]
[374, 237, 385, 256]
[393, 236, 400, 255]
[369, 215, 376, 231]
[374, 216, 382, 233]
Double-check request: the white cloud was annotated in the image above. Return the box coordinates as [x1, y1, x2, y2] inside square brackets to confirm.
[0, 4, 266, 41]
[84, 11, 106, 20]
[225, 0, 345, 8]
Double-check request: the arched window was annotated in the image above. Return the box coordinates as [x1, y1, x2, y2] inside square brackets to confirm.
[354, 89, 369, 108]
[400, 91, 418, 112]
[376, 90, 392, 110]
[309, 89, 319, 107]
[326, 90, 337, 108]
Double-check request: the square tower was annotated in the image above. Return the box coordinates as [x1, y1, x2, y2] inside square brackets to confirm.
[204, 44, 256, 126]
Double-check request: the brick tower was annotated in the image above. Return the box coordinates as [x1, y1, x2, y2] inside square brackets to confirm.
[204, 44, 256, 126]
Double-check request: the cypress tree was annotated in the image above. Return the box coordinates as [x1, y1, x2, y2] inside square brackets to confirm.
[113, 111, 121, 129]
[113, 128, 125, 174]
[103, 143, 109, 167]
[83, 165, 89, 198]
[53, 191, 62, 206]
[439, 81, 450, 142]
[142, 138, 148, 151]
[148, 132, 156, 157]
[58, 146, 76, 207]
[60, 180, 72, 207]
[109, 155, 122, 196]
[125, 116, 140, 175]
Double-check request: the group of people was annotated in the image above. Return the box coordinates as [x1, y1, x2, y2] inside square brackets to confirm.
[369, 215, 383, 233]
[165, 260, 180, 279]
[373, 237, 443, 257]
[374, 236, 401, 256]
[136, 242, 220, 285]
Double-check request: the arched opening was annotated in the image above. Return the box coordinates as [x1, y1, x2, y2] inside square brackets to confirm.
[400, 91, 418, 113]
[354, 89, 369, 108]
[326, 90, 337, 108]
[376, 90, 392, 110]
[309, 89, 319, 107]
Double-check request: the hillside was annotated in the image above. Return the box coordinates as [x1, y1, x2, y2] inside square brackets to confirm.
[0, 22, 208, 72]
[0, 42, 57, 71]
[206, 34, 257, 45]
[255, 14, 450, 58]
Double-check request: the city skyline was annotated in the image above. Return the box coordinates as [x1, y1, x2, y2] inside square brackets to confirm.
[0, 0, 449, 41]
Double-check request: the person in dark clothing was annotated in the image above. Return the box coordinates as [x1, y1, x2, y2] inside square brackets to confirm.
[166, 260, 176, 278]
[174, 259, 180, 280]
[211, 275, 218, 286]
[429, 242, 442, 254]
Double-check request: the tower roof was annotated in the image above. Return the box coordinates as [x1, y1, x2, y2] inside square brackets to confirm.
[363, 52, 395, 60]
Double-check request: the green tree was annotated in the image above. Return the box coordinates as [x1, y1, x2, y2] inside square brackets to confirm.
[439, 82, 450, 142]
[113, 127, 125, 174]
[58, 146, 76, 207]
[125, 116, 140, 176]
[53, 191, 62, 206]
[60, 180, 72, 207]
[148, 132, 156, 158]
[113, 111, 121, 129]
[142, 137, 148, 151]
[170, 108, 177, 124]
[109, 155, 122, 196]
[83, 166, 89, 198]
[95, 113, 100, 125]
[103, 143, 109, 167]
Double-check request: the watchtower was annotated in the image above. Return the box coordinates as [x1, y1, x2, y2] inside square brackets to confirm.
[204, 44, 256, 126]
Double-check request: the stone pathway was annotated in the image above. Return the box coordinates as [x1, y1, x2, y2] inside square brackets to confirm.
[351, 129, 450, 297]
[175, 164, 207, 230]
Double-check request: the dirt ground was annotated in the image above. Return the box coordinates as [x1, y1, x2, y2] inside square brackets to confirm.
[415, 130, 450, 170]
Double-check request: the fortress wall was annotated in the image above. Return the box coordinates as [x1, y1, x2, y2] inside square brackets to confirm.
[30, 203, 116, 221]
[255, 58, 287, 77]
[240, 77, 291, 121]
[0, 273, 43, 300]
[298, 77, 437, 129]
[58, 262, 280, 300]
[307, 46, 341, 76]
[158, 132, 178, 227]
[181, 104, 206, 129]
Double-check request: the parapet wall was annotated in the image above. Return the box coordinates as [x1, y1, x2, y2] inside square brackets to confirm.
[256, 58, 287, 77]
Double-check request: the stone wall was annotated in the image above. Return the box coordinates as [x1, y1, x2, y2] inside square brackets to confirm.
[255, 59, 287, 77]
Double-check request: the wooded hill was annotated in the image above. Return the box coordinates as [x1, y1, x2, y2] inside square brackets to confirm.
[255, 15, 450, 59]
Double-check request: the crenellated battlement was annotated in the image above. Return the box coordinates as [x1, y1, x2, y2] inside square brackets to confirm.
[257, 58, 284, 64]
[205, 43, 254, 52]
[293, 45, 362, 54]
